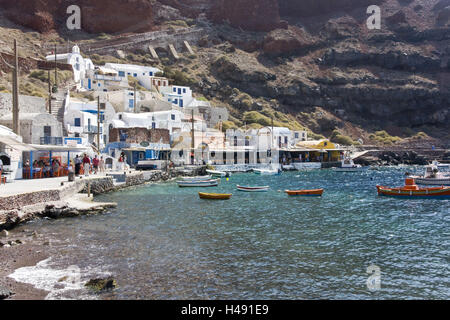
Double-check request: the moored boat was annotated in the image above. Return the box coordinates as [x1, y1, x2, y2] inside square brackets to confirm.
[237, 185, 270, 192]
[285, 189, 324, 196]
[408, 165, 450, 186]
[199, 192, 232, 200]
[206, 169, 231, 178]
[180, 175, 213, 181]
[177, 179, 219, 188]
[431, 160, 450, 170]
[377, 178, 450, 199]
[333, 158, 366, 172]
[253, 168, 282, 176]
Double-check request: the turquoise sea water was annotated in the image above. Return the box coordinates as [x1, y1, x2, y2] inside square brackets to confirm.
[15, 167, 450, 299]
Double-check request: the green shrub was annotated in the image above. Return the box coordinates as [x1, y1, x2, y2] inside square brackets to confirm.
[330, 129, 356, 146]
[163, 67, 195, 87]
[369, 130, 402, 145]
[412, 131, 429, 140]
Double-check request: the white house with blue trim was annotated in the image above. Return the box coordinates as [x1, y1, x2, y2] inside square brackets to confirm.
[82, 66, 129, 92]
[63, 94, 116, 148]
[104, 63, 161, 90]
[159, 85, 194, 108]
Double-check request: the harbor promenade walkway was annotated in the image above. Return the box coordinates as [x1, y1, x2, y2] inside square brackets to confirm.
[0, 174, 110, 198]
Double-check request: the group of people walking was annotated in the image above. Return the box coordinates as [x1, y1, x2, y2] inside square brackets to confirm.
[74, 154, 105, 177]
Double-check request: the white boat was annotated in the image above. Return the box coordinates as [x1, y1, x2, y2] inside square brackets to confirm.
[180, 175, 212, 181]
[431, 160, 450, 170]
[334, 158, 367, 172]
[409, 165, 450, 186]
[177, 179, 219, 188]
[237, 185, 270, 192]
[206, 169, 231, 178]
[253, 168, 282, 176]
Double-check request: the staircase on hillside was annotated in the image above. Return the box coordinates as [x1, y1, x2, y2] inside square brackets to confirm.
[50, 88, 68, 136]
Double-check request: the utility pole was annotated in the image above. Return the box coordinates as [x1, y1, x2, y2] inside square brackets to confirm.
[12, 39, 19, 135]
[133, 82, 137, 113]
[271, 117, 274, 149]
[97, 96, 101, 154]
[54, 43, 57, 92]
[48, 69, 52, 114]
[191, 109, 195, 165]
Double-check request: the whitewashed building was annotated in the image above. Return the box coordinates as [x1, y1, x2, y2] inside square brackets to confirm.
[0, 113, 63, 146]
[46, 45, 94, 88]
[82, 66, 129, 92]
[63, 95, 116, 148]
[160, 85, 194, 108]
[104, 63, 162, 91]
[110, 111, 206, 137]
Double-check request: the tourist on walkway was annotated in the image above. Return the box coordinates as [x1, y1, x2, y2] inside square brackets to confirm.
[118, 155, 125, 172]
[74, 155, 82, 176]
[83, 154, 91, 177]
[93, 155, 99, 174]
[99, 156, 105, 173]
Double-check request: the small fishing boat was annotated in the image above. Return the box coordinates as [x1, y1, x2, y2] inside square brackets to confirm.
[377, 178, 450, 199]
[177, 179, 219, 188]
[431, 160, 450, 170]
[285, 189, 324, 196]
[180, 175, 213, 181]
[206, 169, 231, 178]
[333, 158, 366, 172]
[408, 165, 450, 186]
[253, 168, 282, 176]
[237, 185, 270, 192]
[199, 192, 232, 200]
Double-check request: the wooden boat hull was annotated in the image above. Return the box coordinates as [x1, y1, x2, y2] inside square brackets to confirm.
[177, 179, 219, 187]
[377, 185, 450, 199]
[237, 185, 269, 192]
[285, 189, 324, 196]
[199, 192, 232, 200]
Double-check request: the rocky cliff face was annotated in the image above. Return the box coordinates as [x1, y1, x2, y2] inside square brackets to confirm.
[0, 0, 449, 144]
[0, 0, 155, 33]
[208, 0, 284, 32]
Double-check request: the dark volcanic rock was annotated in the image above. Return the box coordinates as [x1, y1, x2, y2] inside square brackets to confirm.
[85, 277, 117, 292]
[263, 27, 316, 55]
[209, 0, 282, 32]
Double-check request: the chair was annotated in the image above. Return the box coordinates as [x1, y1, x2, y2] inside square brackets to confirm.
[33, 169, 43, 179]
[23, 168, 31, 179]
[0, 170, 6, 184]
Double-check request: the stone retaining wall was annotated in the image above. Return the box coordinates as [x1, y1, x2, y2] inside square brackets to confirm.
[81, 177, 115, 195]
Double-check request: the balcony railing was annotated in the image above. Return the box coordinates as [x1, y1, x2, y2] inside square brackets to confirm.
[40, 137, 63, 145]
[85, 126, 102, 134]
[94, 75, 123, 82]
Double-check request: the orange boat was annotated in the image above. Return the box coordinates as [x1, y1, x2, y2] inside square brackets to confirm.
[377, 178, 450, 199]
[285, 189, 324, 197]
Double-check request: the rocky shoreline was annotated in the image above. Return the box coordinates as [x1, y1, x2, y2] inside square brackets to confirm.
[354, 150, 450, 166]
